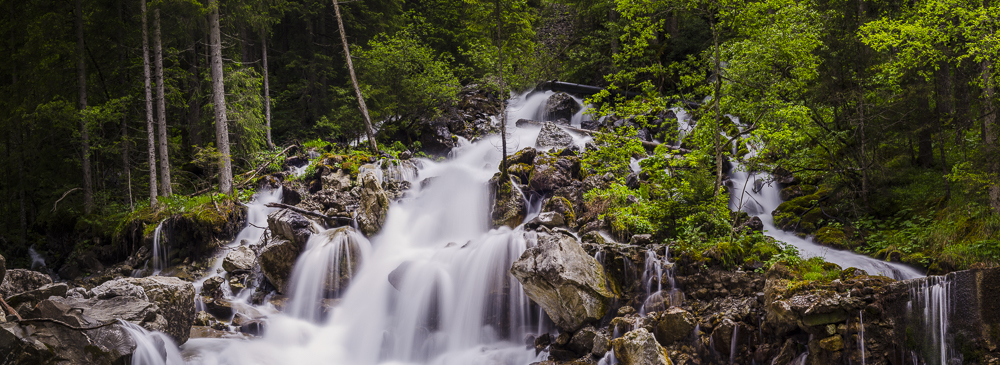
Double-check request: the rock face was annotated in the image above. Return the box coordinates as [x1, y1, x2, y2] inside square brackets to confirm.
[123, 276, 196, 344]
[258, 238, 302, 293]
[223, 245, 256, 273]
[322, 169, 353, 192]
[510, 231, 616, 331]
[490, 176, 526, 229]
[267, 208, 316, 248]
[529, 154, 575, 193]
[545, 92, 581, 121]
[611, 328, 672, 365]
[535, 122, 574, 149]
[1, 299, 136, 364]
[355, 169, 390, 236]
[6, 283, 68, 309]
[0, 269, 52, 298]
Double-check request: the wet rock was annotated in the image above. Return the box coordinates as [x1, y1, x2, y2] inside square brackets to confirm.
[568, 325, 599, 354]
[124, 276, 196, 344]
[629, 234, 653, 245]
[6, 283, 68, 309]
[91, 279, 146, 300]
[535, 122, 574, 149]
[400, 150, 412, 160]
[322, 169, 353, 192]
[510, 231, 617, 331]
[490, 175, 526, 229]
[239, 319, 266, 336]
[545, 92, 581, 121]
[527, 212, 566, 229]
[592, 331, 611, 356]
[267, 209, 316, 248]
[194, 311, 214, 326]
[223, 245, 256, 273]
[355, 169, 390, 236]
[0, 269, 52, 298]
[258, 238, 302, 293]
[508, 147, 538, 165]
[543, 196, 576, 227]
[819, 335, 844, 352]
[189, 326, 252, 340]
[529, 154, 573, 192]
[202, 276, 227, 299]
[203, 296, 234, 320]
[1, 299, 136, 364]
[611, 328, 672, 365]
[652, 307, 696, 346]
[581, 118, 600, 130]
[281, 186, 302, 205]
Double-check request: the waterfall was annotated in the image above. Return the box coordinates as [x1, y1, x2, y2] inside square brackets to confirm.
[640, 247, 683, 315]
[906, 275, 959, 365]
[151, 220, 167, 275]
[858, 310, 866, 365]
[119, 320, 184, 365]
[285, 226, 372, 322]
[28, 245, 46, 270]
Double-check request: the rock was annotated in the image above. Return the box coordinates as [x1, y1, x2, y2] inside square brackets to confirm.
[194, 311, 214, 326]
[91, 280, 147, 300]
[611, 328, 672, 365]
[819, 335, 844, 352]
[527, 211, 566, 229]
[515, 118, 537, 128]
[0, 269, 52, 298]
[267, 209, 316, 248]
[652, 307, 696, 346]
[535, 122, 574, 149]
[569, 326, 599, 354]
[122, 276, 196, 344]
[400, 150, 412, 160]
[630, 234, 653, 245]
[1, 299, 136, 364]
[355, 169, 390, 236]
[202, 276, 227, 299]
[6, 283, 68, 309]
[0, 254, 5, 285]
[322, 169, 353, 192]
[281, 186, 302, 205]
[510, 231, 617, 331]
[258, 238, 302, 293]
[581, 118, 600, 130]
[545, 92, 581, 121]
[223, 246, 256, 273]
[490, 176, 526, 229]
[529, 154, 573, 192]
[203, 296, 235, 320]
[592, 331, 611, 356]
[508, 147, 538, 165]
[543, 196, 576, 228]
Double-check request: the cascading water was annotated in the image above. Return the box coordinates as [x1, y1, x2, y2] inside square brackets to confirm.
[285, 226, 372, 322]
[728, 165, 924, 280]
[28, 245, 46, 271]
[151, 220, 168, 275]
[858, 310, 866, 365]
[906, 275, 959, 365]
[120, 320, 184, 365]
[640, 247, 683, 314]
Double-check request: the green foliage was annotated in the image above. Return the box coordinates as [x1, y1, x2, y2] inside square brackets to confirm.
[225, 66, 268, 169]
[581, 126, 646, 178]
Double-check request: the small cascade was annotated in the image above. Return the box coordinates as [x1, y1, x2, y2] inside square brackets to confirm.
[151, 220, 168, 275]
[730, 324, 739, 365]
[672, 107, 694, 146]
[858, 310, 866, 365]
[907, 275, 959, 365]
[789, 352, 809, 365]
[640, 247, 683, 314]
[28, 245, 46, 270]
[598, 349, 618, 365]
[119, 320, 183, 365]
[285, 226, 372, 322]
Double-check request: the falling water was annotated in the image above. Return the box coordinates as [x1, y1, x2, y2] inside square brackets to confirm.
[28, 245, 46, 270]
[119, 320, 184, 365]
[598, 349, 618, 365]
[640, 247, 683, 314]
[728, 165, 924, 280]
[906, 275, 959, 365]
[151, 220, 168, 275]
[858, 310, 866, 365]
[285, 226, 372, 322]
[730, 324, 739, 365]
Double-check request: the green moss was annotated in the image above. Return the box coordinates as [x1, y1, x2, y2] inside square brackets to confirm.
[814, 227, 847, 248]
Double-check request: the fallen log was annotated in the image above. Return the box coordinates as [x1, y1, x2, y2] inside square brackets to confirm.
[265, 202, 354, 227]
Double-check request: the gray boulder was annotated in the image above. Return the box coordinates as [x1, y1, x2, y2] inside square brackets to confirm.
[529, 154, 573, 192]
[267, 209, 317, 248]
[652, 306, 697, 346]
[322, 169, 353, 192]
[0, 269, 52, 298]
[2, 298, 136, 364]
[258, 238, 302, 293]
[91, 279, 147, 300]
[611, 328, 672, 365]
[527, 211, 566, 229]
[535, 122, 574, 149]
[510, 231, 617, 331]
[545, 92, 581, 121]
[355, 169, 390, 236]
[223, 245, 256, 273]
[6, 283, 68, 309]
[123, 276, 196, 344]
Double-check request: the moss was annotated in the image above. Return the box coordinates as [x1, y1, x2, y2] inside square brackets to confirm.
[773, 187, 830, 233]
[543, 196, 576, 223]
[814, 227, 848, 249]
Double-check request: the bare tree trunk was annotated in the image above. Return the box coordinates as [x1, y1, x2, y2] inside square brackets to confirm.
[262, 30, 273, 149]
[496, 0, 508, 180]
[189, 36, 203, 149]
[983, 60, 1000, 213]
[710, 13, 724, 196]
[76, 0, 94, 213]
[154, 9, 171, 196]
[209, 0, 233, 194]
[142, 0, 158, 208]
[118, 0, 132, 210]
[935, 63, 953, 201]
[332, 0, 378, 153]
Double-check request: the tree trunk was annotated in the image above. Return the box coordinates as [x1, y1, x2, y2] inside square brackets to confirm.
[154, 9, 171, 196]
[332, 0, 378, 153]
[711, 13, 724, 196]
[142, 0, 158, 207]
[209, 0, 233, 194]
[983, 60, 1000, 213]
[188, 40, 202, 150]
[935, 63, 952, 201]
[76, 0, 93, 213]
[496, 0, 508, 181]
[262, 30, 273, 149]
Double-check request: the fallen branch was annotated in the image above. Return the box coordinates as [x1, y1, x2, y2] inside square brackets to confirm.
[516, 120, 690, 153]
[51, 188, 82, 213]
[0, 297, 22, 321]
[237, 145, 296, 188]
[265, 202, 354, 226]
[16, 317, 119, 331]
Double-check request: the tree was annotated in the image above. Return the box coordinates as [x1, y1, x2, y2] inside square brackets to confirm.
[141, 0, 159, 208]
[75, 0, 94, 214]
[209, 0, 233, 194]
[333, 0, 378, 153]
[153, 8, 171, 196]
[262, 30, 273, 149]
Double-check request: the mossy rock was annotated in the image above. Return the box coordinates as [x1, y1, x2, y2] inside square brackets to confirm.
[772, 187, 830, 233]
[543, 196, 577, 227]
[507, 163, 534, 184]
[814, 227, 848, 249]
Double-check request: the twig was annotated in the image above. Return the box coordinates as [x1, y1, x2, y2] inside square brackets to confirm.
[51, 188, 82, 213]
[264, 203, 354, 225]
[0, 297, 22, 321]
[237, 145, 296, 188]
[17, 317, 119, 331]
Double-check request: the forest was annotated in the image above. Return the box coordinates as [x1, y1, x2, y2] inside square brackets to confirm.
[1, 0, 998, 277]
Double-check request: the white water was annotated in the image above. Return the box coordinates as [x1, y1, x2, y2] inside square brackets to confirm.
[285, 226, 372, 322]
[728, 165, 924, 280]
[151, 220, 167, 275]
[858, 310, 866, 365]
[907, 275, 959, 365]
[121, 320, 185, 365]
[639, 248, 683, 315]
[28, 245, 46, 270]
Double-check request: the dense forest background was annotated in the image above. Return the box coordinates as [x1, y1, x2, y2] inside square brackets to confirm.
[1, 0, 998, 274]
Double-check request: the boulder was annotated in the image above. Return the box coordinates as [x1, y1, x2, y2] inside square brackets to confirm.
[1, 299, 136, 364]
[0, 269, 52, 298]
[508, 147, 538, 165]
[91, 279, 147, 300]
[123, 276, 196, 344]
[611, 328, 672, 365]
[529, 154, 573, 192]
[535, 122, 574, 149]
[510, 231, 616, 331]
[545, 92, 581, 121]
[223, 245, 256, 273]
[6, 283, 68, 309]
[490, 176, 526, 229]
[267, 209, 316, 248]
[652, 307, 697, 346]
[322, 169, 353, 192]
[568, 325, 599, 354]
[259, 238, 302, 293]
[201, 276, 227, 299]
[526, 211, 565, 229]
[355, 169, 390, 236]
